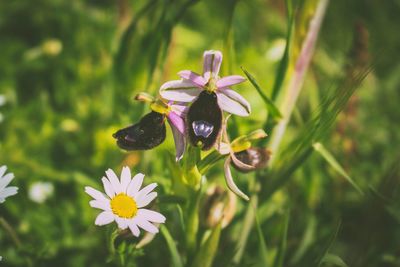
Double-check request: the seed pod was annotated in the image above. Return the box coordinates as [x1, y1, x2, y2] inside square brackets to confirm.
[231, 147, 271, 173]
[187, 91, 222, 151]
[113, 111, 166, 150]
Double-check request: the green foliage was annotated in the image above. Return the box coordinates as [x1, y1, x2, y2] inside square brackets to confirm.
[1, 0, 400, 266]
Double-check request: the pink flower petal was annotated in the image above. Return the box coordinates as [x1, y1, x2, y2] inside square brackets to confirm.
[216, 75, 246, 88]
[203, 50, 223, 80]
[178, 70, 207, 87]
[159, 80, 202, 102]
[167, 112, 185, 134]
[168, 119, 186, 161]
[216, 90, 251, 117]
[170, 104, 188, 117]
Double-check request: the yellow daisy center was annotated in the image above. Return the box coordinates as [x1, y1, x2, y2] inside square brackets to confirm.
[110, 193, 138, 218]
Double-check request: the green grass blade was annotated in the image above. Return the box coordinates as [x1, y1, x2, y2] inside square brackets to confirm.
[241, 67, 282, 120]
[273, 210, 290, 267]
[290, 215, 317, 264]
[313, 142, 364, 195]
[270, 0, 296, 100]
[160, 226, 184, 267]
[190, 222, 222, 267]
[254, 206, 269, 267]
[316, 220, 341, 267]
[320, 254, 349, 267]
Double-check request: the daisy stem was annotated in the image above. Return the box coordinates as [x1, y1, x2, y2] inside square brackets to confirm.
[0, 217, 22, 248]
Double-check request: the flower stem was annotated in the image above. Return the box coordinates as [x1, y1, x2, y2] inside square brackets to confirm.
[0, 217, 22, 248]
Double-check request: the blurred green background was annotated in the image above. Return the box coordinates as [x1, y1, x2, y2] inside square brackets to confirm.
[0, 0, 399, 266]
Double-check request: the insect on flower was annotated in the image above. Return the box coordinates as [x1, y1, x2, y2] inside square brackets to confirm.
[159, 50, 251, 150]
[85, 167, 166, 237]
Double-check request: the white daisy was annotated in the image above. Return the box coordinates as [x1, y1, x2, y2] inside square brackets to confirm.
[85, 167, 166, 237]
[0, 165, 18, 203]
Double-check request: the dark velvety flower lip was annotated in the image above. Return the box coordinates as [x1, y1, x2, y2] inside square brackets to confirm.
[113, 111, 166, 151]
[187, 91, 222, 151]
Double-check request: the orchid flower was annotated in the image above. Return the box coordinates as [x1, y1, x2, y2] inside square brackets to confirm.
[137, 93, 187, 161]
[216, 117, 269, 200]
[159, 50, 251, 117]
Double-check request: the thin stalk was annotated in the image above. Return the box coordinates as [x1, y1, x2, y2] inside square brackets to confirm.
[0, 217, 22, 248]
[232, 193, 258, 264]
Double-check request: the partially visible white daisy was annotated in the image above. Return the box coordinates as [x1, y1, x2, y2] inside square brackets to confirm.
[0, 165, 18, 203]
[85, 167, 166, 237]
[28, 182, 54, 203]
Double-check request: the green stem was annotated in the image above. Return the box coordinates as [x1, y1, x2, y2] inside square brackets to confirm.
[0, 217, 22, 248]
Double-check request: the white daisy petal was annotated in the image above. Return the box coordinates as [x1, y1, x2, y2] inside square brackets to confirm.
[0, 165, 7, 178]
[136, 183, 157, 200]
[106, 169, 122, 194]
[128, 221, 141, 237]
[120, 167, 131, 192]
[127, 173, 145, 197]
[115, 217, 129, 230]
[0, 186, 18, 199]
[89, 200, 110, 211]
[216, 89, 251, 116]
[135, 218, 159, 234]
[85, 186, 109, 202]
[160, 80, 202, 102]
[137, 209, 166, 223]
[95, 211, 114, 226]
[136, 192, 157, 208]
[0, 173, 14, 190]
[101, 177, 115, 198]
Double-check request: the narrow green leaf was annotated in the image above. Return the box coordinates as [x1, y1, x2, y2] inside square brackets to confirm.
[190, 222, 222, 267]
[320, 253, 349, 267]
[161, 226, 184, 267]
[197, 150, 225, 175]
[254, 205, 269, 267]
[270, 0, 296, 100]
[241, 67, 282, 119]
[316, 220, 341, 266]
[273, 210, 290, 267]
[313, 142, 364, 195]
[290, 215, 317, 264]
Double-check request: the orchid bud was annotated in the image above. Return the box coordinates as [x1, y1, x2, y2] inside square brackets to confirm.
[231, 147, 271, 173]
[134, 92, 155, 103]
[202, 185, 237, 228]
